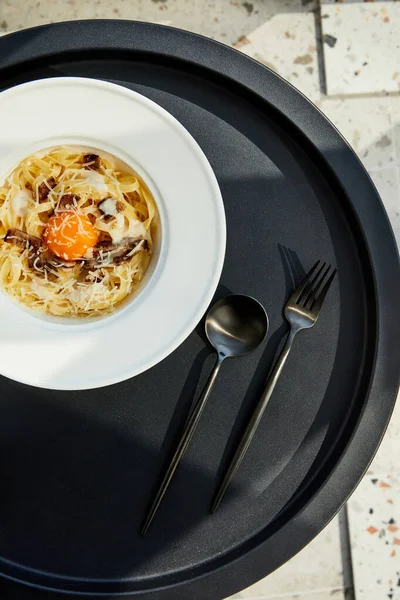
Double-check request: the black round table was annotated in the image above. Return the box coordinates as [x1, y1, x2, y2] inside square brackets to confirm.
[0, 20, 399, 600]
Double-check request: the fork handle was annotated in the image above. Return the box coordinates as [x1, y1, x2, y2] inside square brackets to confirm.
[211, 327, 298, 513]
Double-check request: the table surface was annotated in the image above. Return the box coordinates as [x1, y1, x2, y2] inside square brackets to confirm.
[0, 10, 399, 600]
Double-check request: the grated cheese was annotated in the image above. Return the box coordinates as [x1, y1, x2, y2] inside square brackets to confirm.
[12, 189, 31, 217]
[79, 169, 108, 194]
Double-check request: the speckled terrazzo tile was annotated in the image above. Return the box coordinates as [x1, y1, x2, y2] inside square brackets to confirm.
[235, 9, 320, 102]
[321, 0, 398, 4]
[366, 393, 400, 474]
[353, 593, 399, 600]
[347, 474, 400, 600]
[0, 0, 317, 46]
[370, 168, 400, 247]
[227, 515, 345, 598]
[321, 2, 400, 95]
[318, 96, 394, 170]
[229, 590, 346, 600]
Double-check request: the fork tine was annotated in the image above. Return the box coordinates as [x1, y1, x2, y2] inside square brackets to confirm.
[303, 264, 331, 309]
[291, 260, 320, 304]
[310, 268, 337, 314]
[296, 261, 326, 305]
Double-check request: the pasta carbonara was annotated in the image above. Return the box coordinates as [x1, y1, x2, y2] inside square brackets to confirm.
[0, 146, 157, 317]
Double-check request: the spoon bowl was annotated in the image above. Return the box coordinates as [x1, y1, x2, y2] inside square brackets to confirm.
[206, 295, 269, 359]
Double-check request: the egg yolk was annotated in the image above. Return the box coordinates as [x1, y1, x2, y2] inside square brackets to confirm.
[44, 212, 98, 261]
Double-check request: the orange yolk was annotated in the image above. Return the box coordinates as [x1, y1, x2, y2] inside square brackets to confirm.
[44, 212, 98, 261]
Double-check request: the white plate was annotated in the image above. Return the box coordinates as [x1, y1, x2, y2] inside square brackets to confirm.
[0, 78, 226, 390]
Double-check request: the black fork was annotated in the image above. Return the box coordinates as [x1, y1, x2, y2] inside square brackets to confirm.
[211, 261, 337, 513]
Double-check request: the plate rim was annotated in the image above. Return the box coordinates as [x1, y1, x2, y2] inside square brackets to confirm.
[0, 20, 399, 599]
[0, 75, 226, 391]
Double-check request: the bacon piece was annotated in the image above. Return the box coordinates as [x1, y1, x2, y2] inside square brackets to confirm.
[38, 177, 56, 203]
[85, 238, 149, 269]
[83, 154, 100, 171]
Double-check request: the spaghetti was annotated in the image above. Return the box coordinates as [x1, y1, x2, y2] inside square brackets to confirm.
[0, 146, 157, 317]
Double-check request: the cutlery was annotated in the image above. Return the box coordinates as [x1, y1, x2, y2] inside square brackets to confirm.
[211, 261, 337, 513]
[141, 294, 269, 535]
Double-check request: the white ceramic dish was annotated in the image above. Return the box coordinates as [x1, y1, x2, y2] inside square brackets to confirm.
[0, 77, 226, 390]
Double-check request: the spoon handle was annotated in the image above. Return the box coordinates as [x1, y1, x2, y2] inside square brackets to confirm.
[141, 356, 223, 535]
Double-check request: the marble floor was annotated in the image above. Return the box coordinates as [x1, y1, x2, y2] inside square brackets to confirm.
[0, 1, 399, 599]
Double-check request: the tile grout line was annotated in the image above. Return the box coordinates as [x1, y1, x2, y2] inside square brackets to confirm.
[338, 506, 356, 600]
[366, 163, 399, 174]
[322, 91, 400, 101]
[364, 471, 400, 478]
[314, 0, 327, 97]
[232, 586, 346, 600]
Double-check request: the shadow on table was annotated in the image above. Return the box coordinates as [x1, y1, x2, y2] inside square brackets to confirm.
[0, 379, 242, 599]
